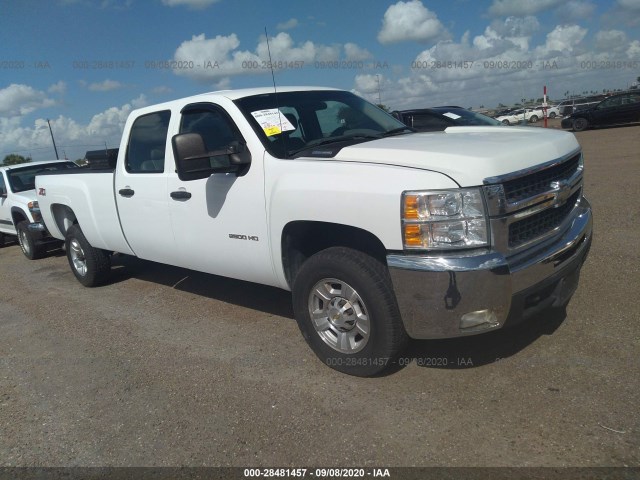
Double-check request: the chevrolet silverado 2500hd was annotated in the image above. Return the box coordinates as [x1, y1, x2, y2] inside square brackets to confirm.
[34, 87, 592, 376]
[0, 160, 77, 259]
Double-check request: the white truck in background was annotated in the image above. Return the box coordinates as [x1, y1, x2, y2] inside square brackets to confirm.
[0, 160, 77, 258]
[34, 87, 592, 376]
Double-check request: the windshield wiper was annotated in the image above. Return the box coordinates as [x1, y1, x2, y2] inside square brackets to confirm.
[286, 134, 383, 157]
[381, 126, 416, 136]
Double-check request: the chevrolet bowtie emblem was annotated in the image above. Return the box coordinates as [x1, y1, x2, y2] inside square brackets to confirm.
[550, 179, 571, 205]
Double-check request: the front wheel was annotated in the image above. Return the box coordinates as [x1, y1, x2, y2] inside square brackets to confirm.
[549, 112, 557, 119]
[529, 115, 538, 123]
[501, 120, 510, 125]
[573, 117, 589, 132]
[65, 224, 111, 287]
[17, 221, 44, 260]
[292, 247, 408, 377]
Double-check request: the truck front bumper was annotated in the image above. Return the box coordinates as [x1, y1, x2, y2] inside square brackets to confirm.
[387, 197, 592, 339]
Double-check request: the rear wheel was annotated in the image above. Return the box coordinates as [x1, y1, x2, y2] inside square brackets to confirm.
[573, 117, 589, 132]
[529, 115, 538, 123]
[292, 247, 409, 377]
[501, 120, 510, 125]
[549, 112, 557, 119]
[65, 224, 111, 287]
[0, 232, 6, 247]
[17, 221, 44, 260]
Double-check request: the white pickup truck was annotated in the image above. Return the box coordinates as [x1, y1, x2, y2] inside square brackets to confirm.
[34, 87, 592, 376]
[0, 160, 77, 258]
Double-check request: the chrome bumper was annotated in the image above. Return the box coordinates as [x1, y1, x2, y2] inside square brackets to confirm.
[387, 197, 592, 339]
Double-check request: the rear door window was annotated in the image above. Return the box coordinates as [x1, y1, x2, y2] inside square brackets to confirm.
[126, 111, 171, 173]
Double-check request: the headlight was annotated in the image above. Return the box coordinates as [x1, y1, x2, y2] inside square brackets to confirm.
[402, 188, 489, 250]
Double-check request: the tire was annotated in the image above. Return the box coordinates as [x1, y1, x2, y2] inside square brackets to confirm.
[501, 120, 510, 125]
[65, 224, 111, 287]
[17, 221, 44, 260]
[573, 117, 589, 132]
[292, 247, 409, 377]
[529, 115, 538, 123]
[549, 112, 557, 119]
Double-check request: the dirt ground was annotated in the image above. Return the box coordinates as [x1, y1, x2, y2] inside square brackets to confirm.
[0, 124, 638, 470]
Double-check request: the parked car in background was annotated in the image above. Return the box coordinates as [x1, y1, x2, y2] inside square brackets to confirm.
[543, 105, 560, 118]
[557, 96, 606, 116]
[0, 160, 78, 258]
[561, 92, 640, 131]
[391, 106, 502, 131]
[495, 108, 543, 125]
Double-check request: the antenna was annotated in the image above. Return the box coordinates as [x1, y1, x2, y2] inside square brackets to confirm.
[264, 27, 288, 157]
[265, 27, 278, 95]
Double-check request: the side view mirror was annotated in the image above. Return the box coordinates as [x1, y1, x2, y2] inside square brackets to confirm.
[171, 132, 251, 181]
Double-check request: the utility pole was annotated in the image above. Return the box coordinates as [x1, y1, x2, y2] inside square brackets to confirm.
[46, 119, 59, 160]
[375, 74, 382, 105]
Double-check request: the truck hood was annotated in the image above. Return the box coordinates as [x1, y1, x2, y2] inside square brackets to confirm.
[10, 190, 37, 205]
[333, 126, 580, 186]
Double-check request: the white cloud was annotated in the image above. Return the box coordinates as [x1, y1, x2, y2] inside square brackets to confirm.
[377, 0, 450, 44]
[0, 84, 56, 117]
[617, 0, 640, 10]
[48, 81, 67, 94]
[595, 30, 629, 53]
[490, 16, 540, 38]
[555, 1, 596, 21]
[354, 74, 384, 94]
[87, 79, 125, 92]
[488, 0, 563, 16]
[344, 43, 372, 61]
[0, 95, 145, 161]
[161, 0, 219, 8]
[151, 86, 173, 94]
[604, 0, 640, 26]
[627, 40, 640, 58]
[358, 14, 635, 112]
[276, 18, 298, 30]
[172, 32, 344, 82]
[537, 24, 588, 55]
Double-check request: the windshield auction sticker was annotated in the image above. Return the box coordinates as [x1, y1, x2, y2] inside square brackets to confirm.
[251, 109, 296, 136]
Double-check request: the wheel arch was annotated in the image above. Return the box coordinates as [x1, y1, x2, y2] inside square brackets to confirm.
[281, 220, 388, 289]
[10, 207, 29, 227]
[50, 203, 78, 237]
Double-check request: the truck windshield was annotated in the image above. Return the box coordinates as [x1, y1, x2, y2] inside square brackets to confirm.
[234, 90, 412, 158]
[7, 161, 77, 193]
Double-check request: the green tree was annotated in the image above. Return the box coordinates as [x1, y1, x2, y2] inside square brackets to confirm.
[2, 154, 30, 166]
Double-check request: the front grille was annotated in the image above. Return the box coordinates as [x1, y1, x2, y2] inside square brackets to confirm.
[509, 190, 580, 248]
[503, 153, 581, 203]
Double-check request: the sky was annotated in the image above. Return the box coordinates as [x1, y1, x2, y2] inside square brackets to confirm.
[1, 0, 639, 161]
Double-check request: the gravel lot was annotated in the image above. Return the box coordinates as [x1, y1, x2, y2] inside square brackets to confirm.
[0, 124, 638, 469]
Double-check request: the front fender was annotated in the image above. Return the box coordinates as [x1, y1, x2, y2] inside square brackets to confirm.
[265, 156, 459, 288]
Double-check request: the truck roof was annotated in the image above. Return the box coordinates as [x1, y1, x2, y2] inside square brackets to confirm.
[130, 86, 341, 116]
[0, 160, 75, 171]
